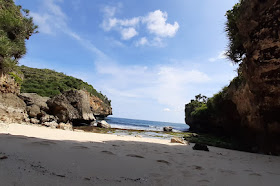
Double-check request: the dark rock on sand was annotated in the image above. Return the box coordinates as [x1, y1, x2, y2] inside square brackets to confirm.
[193, 143, 209, 151]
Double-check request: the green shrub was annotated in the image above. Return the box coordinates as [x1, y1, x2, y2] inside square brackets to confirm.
[8, 72, 23, 85]
[225, 0, 245, 63]
[0, 0, 38, 73]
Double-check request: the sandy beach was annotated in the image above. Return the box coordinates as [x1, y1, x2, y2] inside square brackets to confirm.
[0, 123, 280, 186]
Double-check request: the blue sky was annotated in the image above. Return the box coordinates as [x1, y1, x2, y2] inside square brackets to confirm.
[16, 0, 239, 123]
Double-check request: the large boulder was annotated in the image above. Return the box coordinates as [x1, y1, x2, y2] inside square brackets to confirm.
[19, 93, 50, 120]
[47, 90, 95, 123]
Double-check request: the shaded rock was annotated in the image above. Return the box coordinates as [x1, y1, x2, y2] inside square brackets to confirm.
[26, 105, 40, 118]
[47, 90, 95, 123]
[171, 137, 188, 145]
[90, 120, 97, 126]
[193, 143, 209, 151]
[19, 93, 49, 111]
[163, 126, 173, 132]
[19, 93, 50, 122]
[97, 120, 111, 128]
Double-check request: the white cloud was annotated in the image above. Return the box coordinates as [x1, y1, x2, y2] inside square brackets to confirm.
[119, 17, 141, 27]
[136, 37, 148, 46]
[143, 10, 179, 38]
[100, 6, 179, 45]
[209, 51, 227, 62]
[121, 27, 138, 40]
[94, 60, 210, 110]
[163, 108, 171, 112]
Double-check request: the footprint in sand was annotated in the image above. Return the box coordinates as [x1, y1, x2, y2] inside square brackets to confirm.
[249, 173, 262, 176]
[126, 154, 144, 158]
[156, 160, 170, 165]
[219, 169, 236, 175]
[101, 150, 115, 155]
[32, 141, 56, 146]
[72, 146, 89, 149]
[198, 179, 210, 183]
[193, 165, 204, 170]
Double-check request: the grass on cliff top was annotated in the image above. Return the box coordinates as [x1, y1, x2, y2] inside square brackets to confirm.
[19, 65, 111, 106]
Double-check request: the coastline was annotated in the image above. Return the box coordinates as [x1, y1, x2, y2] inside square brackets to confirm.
[1, 123, 280, 185]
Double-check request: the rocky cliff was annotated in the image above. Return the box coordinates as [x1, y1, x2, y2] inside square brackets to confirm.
[231, 0, 280, 152]
[185, 0, 280, 154]
[0, 68, 112, 125]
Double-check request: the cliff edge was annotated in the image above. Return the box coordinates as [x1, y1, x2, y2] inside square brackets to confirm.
[185, 0, 280, 154]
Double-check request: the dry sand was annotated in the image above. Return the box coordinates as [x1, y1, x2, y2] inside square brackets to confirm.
[0, 123, 280, 186]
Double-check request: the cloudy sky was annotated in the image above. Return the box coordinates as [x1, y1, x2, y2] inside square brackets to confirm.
[16, 0, 238, 123]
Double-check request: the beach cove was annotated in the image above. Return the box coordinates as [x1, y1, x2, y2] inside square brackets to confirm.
[1, 123, 280, 186]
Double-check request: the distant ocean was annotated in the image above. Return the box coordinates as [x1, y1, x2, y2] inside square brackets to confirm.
[104, 117, 190, 132]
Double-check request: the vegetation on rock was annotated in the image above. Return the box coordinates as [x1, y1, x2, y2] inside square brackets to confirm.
[225, 0, 245, 63]
[0, 0, 38, 74]
[19, 65, 111, 106]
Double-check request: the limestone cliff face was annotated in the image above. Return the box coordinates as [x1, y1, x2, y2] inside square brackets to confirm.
[0, 74, 29, 123]
[185, 0, 280, 153]
[230, 0, 280, 152]
[0, 74, 20, 94]
[87, 92, 112, 117]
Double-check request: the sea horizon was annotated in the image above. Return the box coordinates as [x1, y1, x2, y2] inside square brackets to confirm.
[104, 116, 190, 132]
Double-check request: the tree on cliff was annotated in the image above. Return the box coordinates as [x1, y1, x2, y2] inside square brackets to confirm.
[0, 0, 38, 74]
[225, 0, 245, 63]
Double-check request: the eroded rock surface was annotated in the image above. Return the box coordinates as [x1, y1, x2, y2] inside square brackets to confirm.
[47, 90, 96, 123]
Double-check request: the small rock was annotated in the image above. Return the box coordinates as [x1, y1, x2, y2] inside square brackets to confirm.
[30, 118, 40, 124]
[192, 133, 198, 137]
[97, 120, 111, 128]
[43, 121, 58, 129]
[192, 143, 209, 151]
[74, 129, 84, 132]
[163, 126, 173, 132]
[171, 137, 188, 144]
[57, 123, 72, 131]
[41, 114, 56, 123]
[90, 120, 96, 126]
[135, 135, 142, 138]
[0, 156, 8, 160]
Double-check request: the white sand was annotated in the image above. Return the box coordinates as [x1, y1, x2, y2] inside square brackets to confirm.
[0, 123, 280, 186]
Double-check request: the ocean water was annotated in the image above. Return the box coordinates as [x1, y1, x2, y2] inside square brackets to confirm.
[104, 117, 190, 132]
